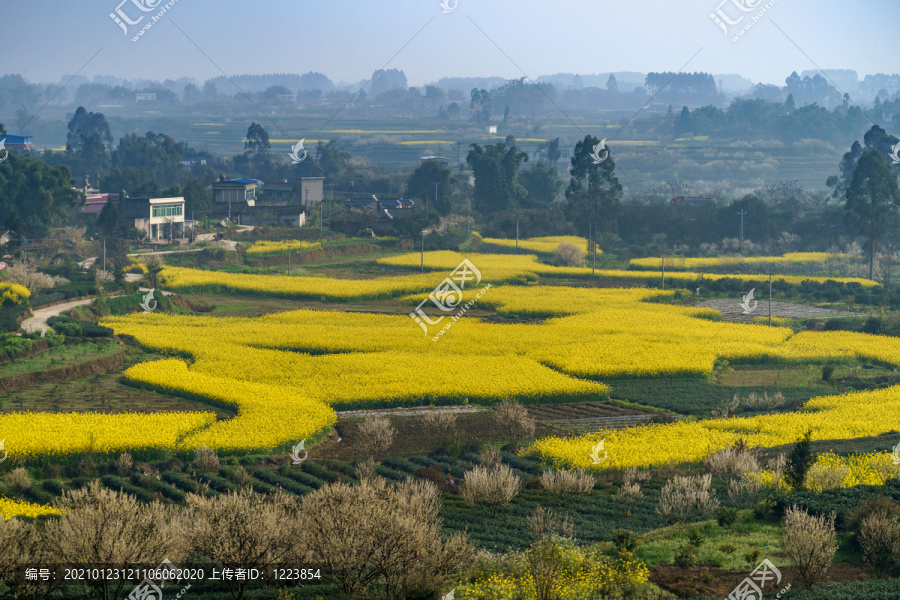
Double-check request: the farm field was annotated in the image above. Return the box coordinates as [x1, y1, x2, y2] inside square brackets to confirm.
[3, 237, 900, 600]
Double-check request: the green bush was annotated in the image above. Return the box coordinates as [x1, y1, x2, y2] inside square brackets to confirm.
[716, 507, 738, 528]
[786, 429, 816, 491]
[613, 529, 638, 552]
[674, 544, 697, 568]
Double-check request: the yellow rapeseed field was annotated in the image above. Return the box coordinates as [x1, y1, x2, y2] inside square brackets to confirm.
[0, 411, 216, 460]
[0, 497, 61, 519]
[378, 252, 879, 287]
[480, 236, 593, 255]
[245, 240, 322, 256]
[1, 260, 893, 462]
[630, 252, 845, 271]
[532, 386, 900, 471]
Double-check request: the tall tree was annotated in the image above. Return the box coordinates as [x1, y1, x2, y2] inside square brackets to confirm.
[565, 135, 622, 237]
[0, 152, 81, 240]
[844, 149, 900, 279]
[466, 142, 528, 215]
[406, 160, 454, 215]
[469, 89, 492, 129]
[112, 132, 186, 188]
[520, 162, 563, 208]
[244, 123, 270, 155]
[606, 74, 618, 93]
[66, 107, 112, 153]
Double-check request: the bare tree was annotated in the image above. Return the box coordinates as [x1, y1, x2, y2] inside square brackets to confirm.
[781, 505, 837, 588]
[44, 482, 187, 600]
[358, 415, 396, 461]
[295, 478, 473, 600]
[186, 488, 298, 600]
[459, 464, 522, 515]
[492, 398, 536, 450]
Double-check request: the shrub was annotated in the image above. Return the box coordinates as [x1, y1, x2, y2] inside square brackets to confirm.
[744, 548, 762, 569]
[492, 398, 536, 450]
[616, 482, 644, 514]
[7, 468, 31, 492]
[720, 543, 737, 555]
[657, 474, 719, 522]
[115, 453, 133, 476]
[358, 415, 396, 461]
[623, 466, 651, 484]
[554, 242, 585, 267]
[613, 529, 639, 552]
[785, 429, 817, 491]
[674, 545, 697, 568]
[479, 448, 502, 469]
[529, 506, 575, 542]
[539, 469, 594, 497]
[716, 507, 739, 528]
[728, 476, 762, 508]
[859, 511, 900, 576]
[782, 505, 837, 589]
[423, 411, 457, 447]
[822, 363, 836, 382]
[459, 464, 522, 515]
[43, 464, 61, 479]
[705, 445, 759, 475]
[355, 459, 379, 483]
[806, 462, 850, 492]
[687, 529, 704, 548]
[232, 466, 253, 489]
[192, 446, 220, 470]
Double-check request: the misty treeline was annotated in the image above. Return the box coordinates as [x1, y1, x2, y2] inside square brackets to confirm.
[1, 82, 899, 281]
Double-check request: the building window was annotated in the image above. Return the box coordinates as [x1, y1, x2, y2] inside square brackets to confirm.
[152, 204, 183, 217]
[245, 188, 256, 201]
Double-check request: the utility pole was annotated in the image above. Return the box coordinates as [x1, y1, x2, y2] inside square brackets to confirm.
[288, 247, 291, 276]
[737, 210, 748, 252]
[433, 182, 439, 215]
[769, 273, 773, 326]
[103, 238, 106, 272]
[421, 230, 425, 271]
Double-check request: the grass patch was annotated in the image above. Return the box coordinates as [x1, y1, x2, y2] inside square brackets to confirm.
[0, 341, 120, 377]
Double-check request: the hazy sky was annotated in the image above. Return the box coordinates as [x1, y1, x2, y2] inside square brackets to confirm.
[3, 0, 898, 88]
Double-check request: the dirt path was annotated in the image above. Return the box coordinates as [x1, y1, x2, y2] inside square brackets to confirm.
[21, 298, 95, 333]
